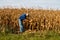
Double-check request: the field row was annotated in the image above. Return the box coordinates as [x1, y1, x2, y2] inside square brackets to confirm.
[0, 8, 60, 33]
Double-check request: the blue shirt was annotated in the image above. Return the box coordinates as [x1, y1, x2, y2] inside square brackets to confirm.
[19, 14, 26, 20]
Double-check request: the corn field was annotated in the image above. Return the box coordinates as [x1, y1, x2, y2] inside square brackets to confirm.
[0, 8, 60, 33]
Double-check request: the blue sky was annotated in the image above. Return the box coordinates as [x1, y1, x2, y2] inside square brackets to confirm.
[0, 0, 60, 9]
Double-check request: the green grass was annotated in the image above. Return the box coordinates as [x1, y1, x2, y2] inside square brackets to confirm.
[0, 31, 60, 40]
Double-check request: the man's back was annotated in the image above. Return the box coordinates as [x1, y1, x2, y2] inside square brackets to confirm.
[19, 14, 26, 20]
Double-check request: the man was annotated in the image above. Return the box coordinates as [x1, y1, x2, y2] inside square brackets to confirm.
[18, 13, 29, 32]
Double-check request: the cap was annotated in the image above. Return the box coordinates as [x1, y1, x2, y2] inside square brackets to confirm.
[26, 13, 29, 16]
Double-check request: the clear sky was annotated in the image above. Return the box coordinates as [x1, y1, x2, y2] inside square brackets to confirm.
[0, 0, 60, 9]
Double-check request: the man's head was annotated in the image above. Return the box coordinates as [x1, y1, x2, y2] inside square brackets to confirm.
[26, 13, 29, 19]
[26, 13, 29, 17]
